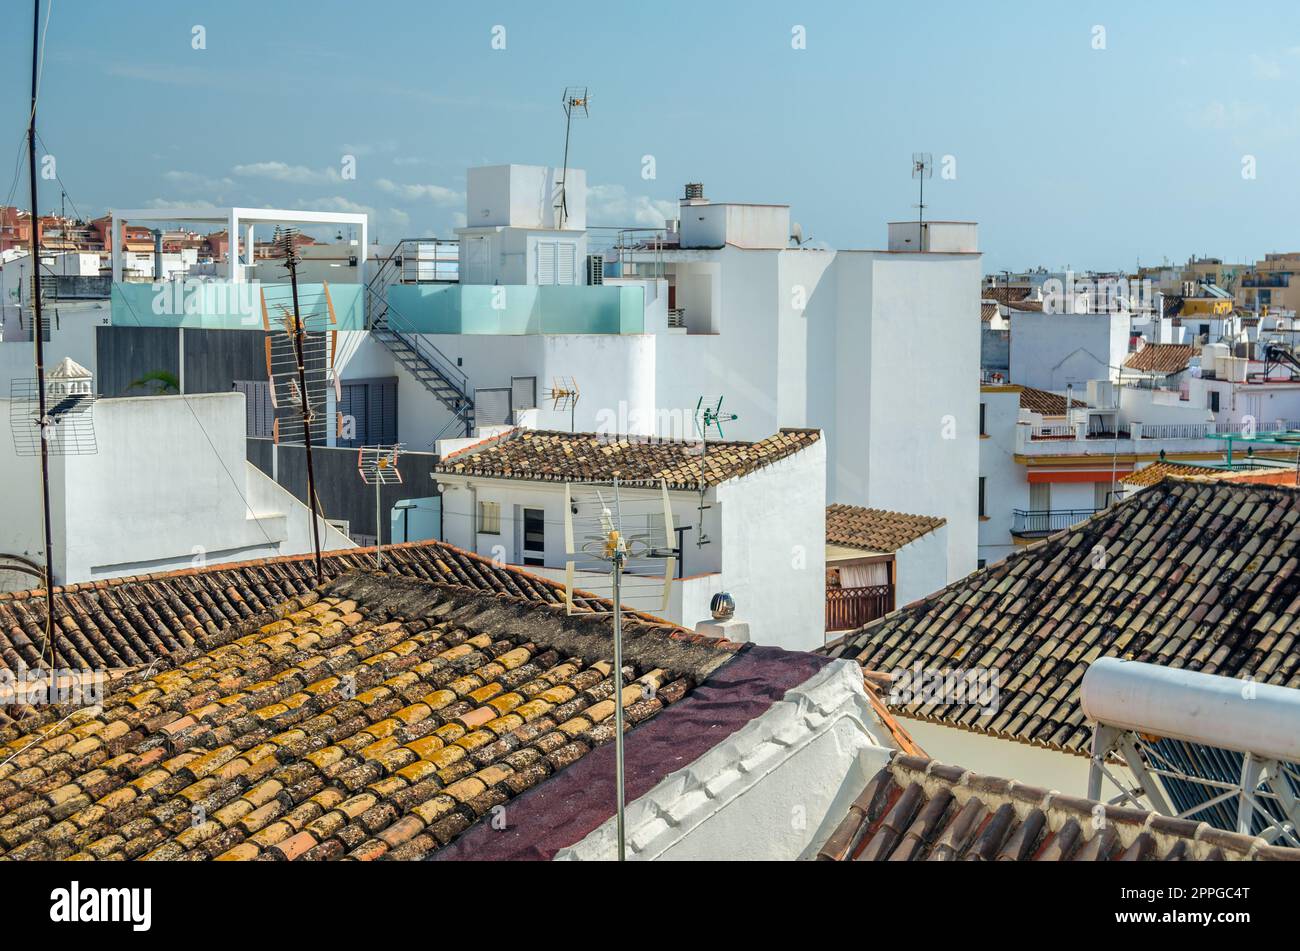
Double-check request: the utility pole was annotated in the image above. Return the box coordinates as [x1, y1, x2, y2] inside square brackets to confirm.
[28, 0, 56, 663]
[283, 233, 325, 585]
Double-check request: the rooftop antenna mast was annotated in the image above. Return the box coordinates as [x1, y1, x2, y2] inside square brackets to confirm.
[24, 0, 56, 665]
[563, 477, 676, 861]
[261, 228, 340, 585]
[912, 152, 933, 247]
[692, 396, 738, 548]
[546, 376, 580, 432]
[357, 444, 403, 568]
[557, 87, 589, 230]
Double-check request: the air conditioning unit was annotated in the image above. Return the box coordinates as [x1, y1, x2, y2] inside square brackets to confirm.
[586, 254, 604, 285]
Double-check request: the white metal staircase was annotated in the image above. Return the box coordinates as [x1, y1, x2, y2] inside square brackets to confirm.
[365, 239, 474, 438]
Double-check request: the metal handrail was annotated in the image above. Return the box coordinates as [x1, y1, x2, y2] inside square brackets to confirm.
[1010, 508, 1098, 536]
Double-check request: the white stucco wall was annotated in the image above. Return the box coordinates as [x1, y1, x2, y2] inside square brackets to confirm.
[901, 717, 1135, 801]
[0, 392, 350, 585]
[893, 523, 948, 607]
[1009, 311, 1130, 391]
[716, 435, 826, 651]
[557, 659, 895, 862]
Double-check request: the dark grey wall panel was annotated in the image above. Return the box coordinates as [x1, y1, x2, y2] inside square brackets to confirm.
[94, 326, 180, 397]
[182, 328, 268, 394]
[246, 438, 438, 543]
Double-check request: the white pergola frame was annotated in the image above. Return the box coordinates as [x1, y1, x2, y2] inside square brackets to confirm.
[108, 207, 368, 283]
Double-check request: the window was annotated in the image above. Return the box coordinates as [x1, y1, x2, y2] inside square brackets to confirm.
[337, 378, 398, 448]
[478, 500, 500, 535]
[978, 477, 986, 517]
[234, 380, 274, 438]
[1208, 390, 1220, 413]
[977, 559, 987, 570]
[979, 402, 987, 436]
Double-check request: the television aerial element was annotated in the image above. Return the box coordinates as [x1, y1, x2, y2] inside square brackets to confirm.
[911, 152, 933, 240]
[260, 227, 340, 582]
[563, 477, 677, 861]
[9, 358, 98, 457]
[557, 86, 590, 230]
[357, 444, 403, 567]
[546, 376, 580, 432]
[691, 395, 739, 548]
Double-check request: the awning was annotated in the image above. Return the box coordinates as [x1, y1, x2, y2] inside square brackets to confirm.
[1027, 468, 1132, 483]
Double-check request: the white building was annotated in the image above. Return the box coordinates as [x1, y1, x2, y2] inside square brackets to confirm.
[0, 389, 351, 587]
[433, 426, 826, 651]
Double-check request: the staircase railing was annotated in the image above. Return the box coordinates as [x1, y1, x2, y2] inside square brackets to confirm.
[365, 239, 472, 433]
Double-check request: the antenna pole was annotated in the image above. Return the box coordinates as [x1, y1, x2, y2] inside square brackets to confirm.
[285, 239, 324, 584]
[375, 475, 383, 568]
[611, 474, 626, 861]
[559, 99, 572, 229]
[28, 0, 56, 663]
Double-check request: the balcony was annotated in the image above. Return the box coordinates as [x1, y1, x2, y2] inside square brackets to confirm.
[1010, 508, 1098, 538]
[1017, 420, 1220, 456]
[825, 584, 894, 632]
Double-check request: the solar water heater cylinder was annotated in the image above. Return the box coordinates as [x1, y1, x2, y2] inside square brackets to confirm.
[1081, 657, 1300, 763]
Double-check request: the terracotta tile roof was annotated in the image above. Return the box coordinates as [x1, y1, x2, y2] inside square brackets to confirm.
[821, 479, 1300, 754]
[433, 428, 822, 490]
[982, 286, 1031, 306]
[0, 571, 740, 861]
[980, 301, 999, 322]
[1121, 461, 1225, 487]
[1017, 386, 1086, 416]
[0, 540, 653, 681]
[1123, 343, 1197, 374]
[817, 755, 1296, 861]
[1006, 299, 1044, 312]
[826, 504, 945, 553]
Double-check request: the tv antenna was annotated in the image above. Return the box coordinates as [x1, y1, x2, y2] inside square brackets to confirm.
[260, 227, 340, 583]
[563, 476, 677, 861]
[357, 444, 403, 567]
[557, 86, 590, 230]
[912, 152, 933, 244]
[692, 396, 738, 548]
[546, 376, 580, 432]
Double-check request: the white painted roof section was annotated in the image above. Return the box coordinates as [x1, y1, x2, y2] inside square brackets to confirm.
[47, 357, 91, 379]
[555, 659, 895, 861]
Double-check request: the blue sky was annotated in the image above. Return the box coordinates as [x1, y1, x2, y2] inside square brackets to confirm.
[4, 0, 1300, 270]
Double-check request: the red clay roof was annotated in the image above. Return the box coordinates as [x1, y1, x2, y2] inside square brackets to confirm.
[821, 479, 1300, 754]
[434, 428, 822, 490]
[1017, 386, 1087, 416]
[1124, 343, 1197, 374]
[0, 571, 739, 861]
[817, 755, 1295, 861]
[826, 504, 945, 553]
[0, 540, 671, 682]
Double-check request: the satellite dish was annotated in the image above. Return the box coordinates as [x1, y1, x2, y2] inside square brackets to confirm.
[790, 222, 804, 247]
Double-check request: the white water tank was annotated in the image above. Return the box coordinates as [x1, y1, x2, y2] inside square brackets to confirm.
[1081, 658, 1300, 763]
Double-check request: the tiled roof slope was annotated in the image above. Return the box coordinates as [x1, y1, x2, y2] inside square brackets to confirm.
[0, 571, 738, 861]
[826, 504, 945, 553]
[822, 479, 1300, 753]
[982, 287, 1031, 306]
[1121, 461, 1224, 488]
[433, 428, 821, 490]
[980, 301, 998, 322]
[1018, 385, 1086, 416]
[817, 755, 1296, 861]
[0, 540, 644, 679]
[1123, 343, 1197, 374]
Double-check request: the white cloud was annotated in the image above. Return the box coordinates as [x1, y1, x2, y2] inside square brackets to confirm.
[161, 170, 235, 191]
[375, 178, 461, 205]
[586, 184, 677, 227]
[1250, 54, 1283, 81]
[232, 161, 342, 185]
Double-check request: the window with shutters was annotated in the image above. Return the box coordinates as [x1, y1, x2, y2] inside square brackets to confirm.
[511, 376, 536, 414]
[337, 377, 398, 447]
[535, 241, 579, 285]
[474, 387, 511, 427]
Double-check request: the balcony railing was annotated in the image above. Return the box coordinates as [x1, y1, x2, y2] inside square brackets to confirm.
[1010, 508, 1098, 538]
[825, 584, 894, 632]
